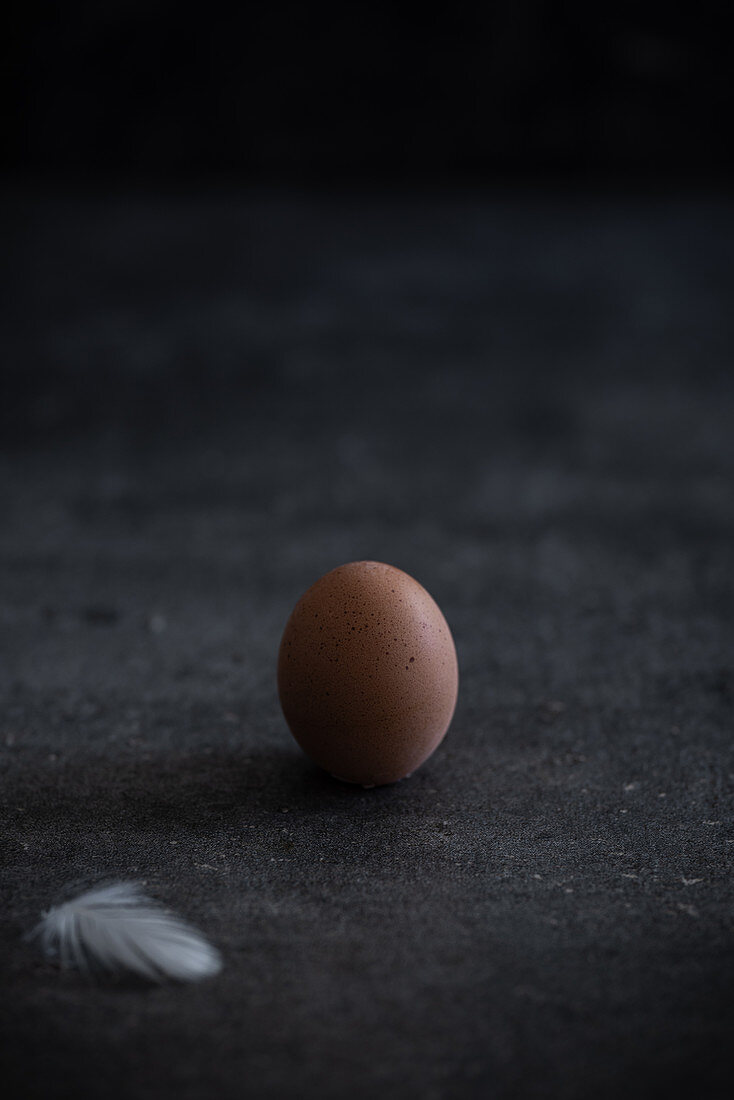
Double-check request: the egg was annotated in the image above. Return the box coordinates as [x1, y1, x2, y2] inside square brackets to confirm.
[277, 561, 459, 786]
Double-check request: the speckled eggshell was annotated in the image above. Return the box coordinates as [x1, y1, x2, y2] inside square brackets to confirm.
[277, 561, 459, 786]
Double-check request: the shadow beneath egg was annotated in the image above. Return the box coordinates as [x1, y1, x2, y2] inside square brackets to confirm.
[8, 741, 428, 837]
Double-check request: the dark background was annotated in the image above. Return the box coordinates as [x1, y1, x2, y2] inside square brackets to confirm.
[5, 1, 734, 184]
[2, 5, 733, 1100]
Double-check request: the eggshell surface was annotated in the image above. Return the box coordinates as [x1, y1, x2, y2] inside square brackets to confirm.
[277, 561, 459, 786]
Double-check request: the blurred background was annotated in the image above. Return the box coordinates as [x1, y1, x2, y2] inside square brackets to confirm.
[5, 1, 734, 184]
[2, 5, 733, 1100]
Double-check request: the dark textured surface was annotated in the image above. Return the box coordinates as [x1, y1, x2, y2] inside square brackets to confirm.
[1, 192, 733, 1099]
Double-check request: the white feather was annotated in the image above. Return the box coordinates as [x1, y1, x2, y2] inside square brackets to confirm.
[31, 881, 222, 982]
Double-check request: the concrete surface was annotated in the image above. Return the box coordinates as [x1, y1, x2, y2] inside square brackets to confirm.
[1, 192, 733, 1099]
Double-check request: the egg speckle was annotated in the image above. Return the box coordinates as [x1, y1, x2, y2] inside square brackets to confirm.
[277, 561, 459, 786]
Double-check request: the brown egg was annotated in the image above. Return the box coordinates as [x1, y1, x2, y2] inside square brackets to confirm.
[277, 561, 458, 786]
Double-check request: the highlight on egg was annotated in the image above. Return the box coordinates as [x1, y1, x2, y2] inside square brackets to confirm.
[277, 561, 459, 787]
